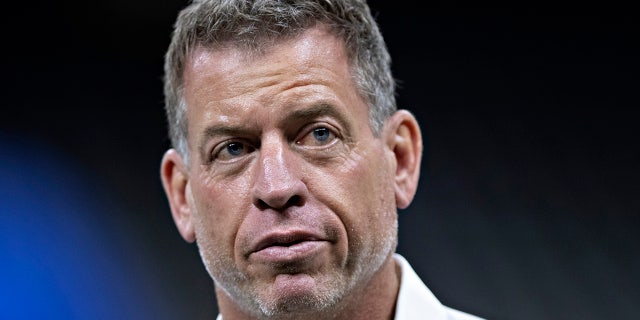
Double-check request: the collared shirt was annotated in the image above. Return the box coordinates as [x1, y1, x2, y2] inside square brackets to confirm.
[216, 253, 485, 320]
[394, 253, 484, 320]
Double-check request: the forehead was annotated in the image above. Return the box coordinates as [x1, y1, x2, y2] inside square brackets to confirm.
[189, 27, 348, 74]
[183, 26, 353, 98]
[181, 26, 367, 130]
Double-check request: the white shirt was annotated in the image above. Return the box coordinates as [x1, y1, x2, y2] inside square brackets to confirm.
[216, 253, 485, 320]
[394, 253, 484, 320]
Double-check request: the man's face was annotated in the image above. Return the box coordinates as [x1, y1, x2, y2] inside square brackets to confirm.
[179, 26, 399, 316]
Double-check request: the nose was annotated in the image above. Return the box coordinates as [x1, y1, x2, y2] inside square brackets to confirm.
[251, 137, 306, 211]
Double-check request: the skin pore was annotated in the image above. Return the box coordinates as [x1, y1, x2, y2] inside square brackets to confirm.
[161, 25, 422, 320]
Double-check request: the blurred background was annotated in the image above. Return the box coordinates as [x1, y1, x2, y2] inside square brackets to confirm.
[2, 1, 638, 319]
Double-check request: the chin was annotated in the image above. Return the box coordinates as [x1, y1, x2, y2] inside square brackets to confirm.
[256, 290, 341, 318]
[254, 275, 344, 318]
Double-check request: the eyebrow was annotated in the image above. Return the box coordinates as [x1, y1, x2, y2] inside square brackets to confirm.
[280, 103, 353, 136]
[197, 102, 354, 160]
[197, 124, 259, 161]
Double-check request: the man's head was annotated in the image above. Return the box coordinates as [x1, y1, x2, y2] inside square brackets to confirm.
[160, 0, 422, 318]
[163, 0, 396, 163]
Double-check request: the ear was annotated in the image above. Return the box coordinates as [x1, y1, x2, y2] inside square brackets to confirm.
[384, 110, 423, 209]
[160, 149, 196, 243]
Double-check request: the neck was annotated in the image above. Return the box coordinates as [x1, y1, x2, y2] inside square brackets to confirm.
[331, 254, 401, 320]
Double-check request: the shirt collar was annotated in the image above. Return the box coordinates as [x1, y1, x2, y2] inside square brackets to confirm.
[393, 253, 450, 320]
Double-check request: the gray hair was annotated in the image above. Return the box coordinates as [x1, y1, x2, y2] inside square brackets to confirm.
[163, 0, 397, 161]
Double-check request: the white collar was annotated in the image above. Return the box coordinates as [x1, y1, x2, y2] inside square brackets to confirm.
[394, 253, 450, 319]
[394, 253, 484, 320]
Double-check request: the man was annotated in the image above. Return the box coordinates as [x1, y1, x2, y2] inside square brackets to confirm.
[160, 0, 484, 319]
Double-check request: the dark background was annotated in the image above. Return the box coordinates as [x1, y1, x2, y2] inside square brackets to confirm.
[2, 1, 638, 319]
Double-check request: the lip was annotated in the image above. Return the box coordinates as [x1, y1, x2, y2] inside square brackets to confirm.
[248, 230, 329, 263]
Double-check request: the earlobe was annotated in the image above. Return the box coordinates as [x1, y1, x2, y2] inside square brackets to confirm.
[160, 149, 196, 243]
[385, 110, 423, 209]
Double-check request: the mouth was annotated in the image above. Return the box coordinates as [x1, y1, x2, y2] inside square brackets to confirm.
[253, 233, 319, 252]
[249, 231, 329, 263]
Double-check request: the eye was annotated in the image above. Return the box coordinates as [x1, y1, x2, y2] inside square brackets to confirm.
[212, 141, 255, 161]
[312, 127, 331, 142]
[226, 142, 245, 155]
[296, 125, 338, 147]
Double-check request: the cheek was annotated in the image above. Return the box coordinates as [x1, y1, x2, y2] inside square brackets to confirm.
[190, 173, 253, 255]
[321, 146, 397, 234]
[345, 145, 394, 203]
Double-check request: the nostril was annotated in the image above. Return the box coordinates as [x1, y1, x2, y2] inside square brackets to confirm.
[256, 199, 269, 210]
[286, 195, 302, 207]
[255, 195, 303, 211]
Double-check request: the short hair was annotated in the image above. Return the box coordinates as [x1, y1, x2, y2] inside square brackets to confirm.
[163, 0, 397, 161]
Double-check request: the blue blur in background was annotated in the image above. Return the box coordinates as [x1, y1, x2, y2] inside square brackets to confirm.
[0, 136, 167, 319]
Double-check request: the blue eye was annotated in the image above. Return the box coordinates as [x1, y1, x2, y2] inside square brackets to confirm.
[295, 125, 337, 148]
[312, 127, 331, 142]
[212, 141, 254, 162]
[226, 142, 245, 156]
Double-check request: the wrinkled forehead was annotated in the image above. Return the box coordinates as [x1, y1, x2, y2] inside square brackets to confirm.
[182, 25, 355, 103]
[184, 23, 349, 73]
